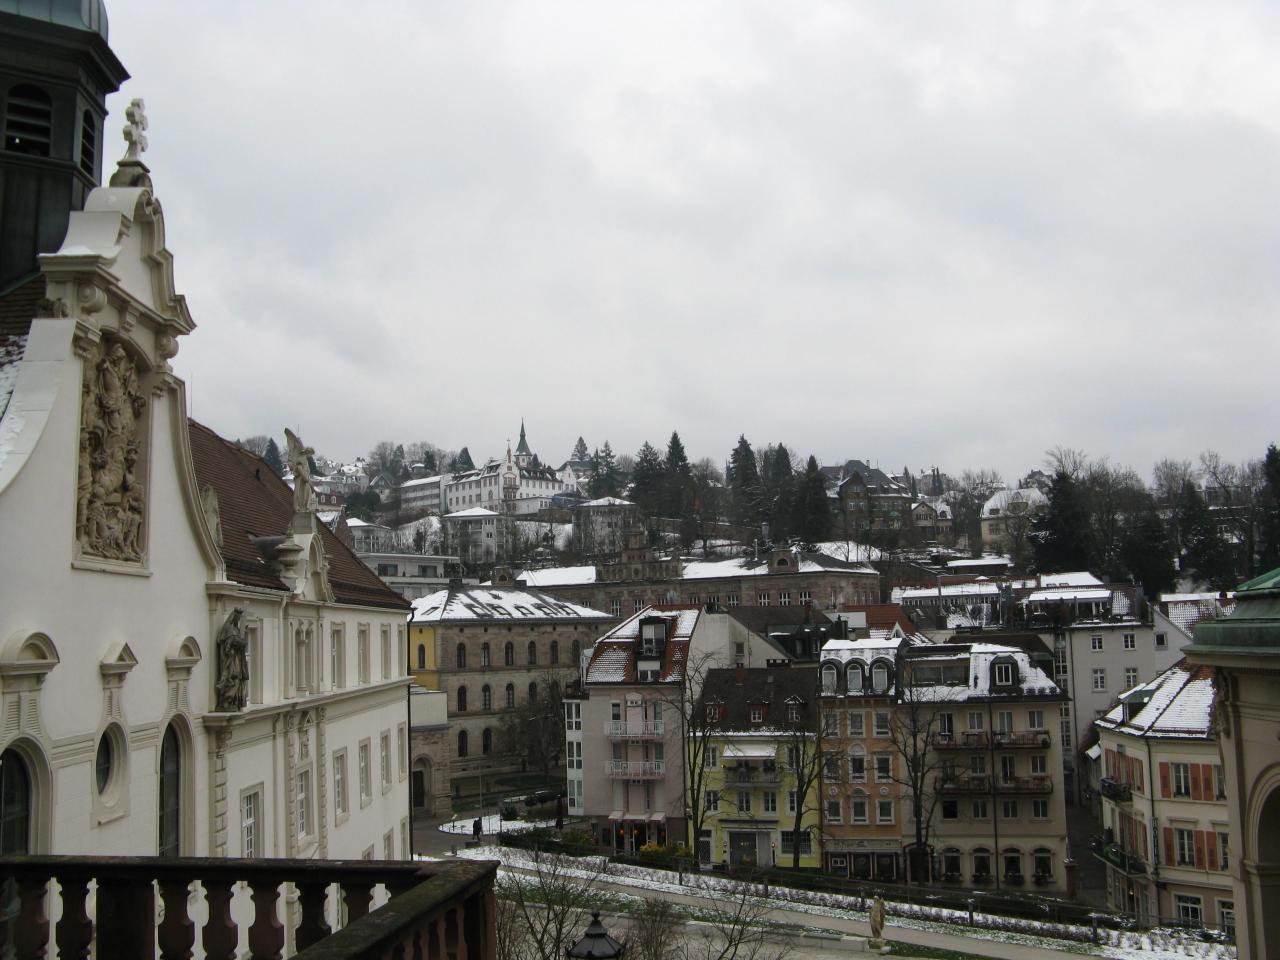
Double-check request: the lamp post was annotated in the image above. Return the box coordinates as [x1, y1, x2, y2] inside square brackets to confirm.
[566, 912, 625, 960]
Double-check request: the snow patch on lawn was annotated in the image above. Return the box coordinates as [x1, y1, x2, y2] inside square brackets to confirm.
[438, 813, 556, 835]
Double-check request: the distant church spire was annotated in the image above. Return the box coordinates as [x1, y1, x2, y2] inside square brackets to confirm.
[515, 419, 531, 456]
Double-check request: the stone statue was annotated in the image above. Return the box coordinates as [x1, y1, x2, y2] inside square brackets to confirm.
[76, 337, 148, 561]
[869, 896, 886, 941]
[285, 428, 318, 514]
[215, 608, 249, 711]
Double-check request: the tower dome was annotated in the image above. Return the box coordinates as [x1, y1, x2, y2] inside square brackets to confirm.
[0, 0, 109, 41]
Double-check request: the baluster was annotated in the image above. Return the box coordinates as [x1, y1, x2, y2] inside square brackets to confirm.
[427, 917, 442, 960]
[246, 878, 284, 960]
[409, 925, 425, 960]
[341, 882, 374, 923]
[13, 875, 49, 960]
[294, 881, 331, 951]
[444, 907, 460, 960]
[54, 874, 93, 960]
[201, 878, 238, 960]
[97, 875, 155, 960]
[157, 877, 195, 960]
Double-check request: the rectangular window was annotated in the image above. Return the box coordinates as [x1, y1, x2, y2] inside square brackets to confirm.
[1092, 668, 1107, 691]
[334, 750, 348, 816]
[750, 706, 764, 723]
[799, 591, 811, 603]
[1091, 635, 1103, 651]
[704, 746, 718, 769]
[825, 799, 842, 823]
[779, 592, 792, 607]
[874, 711, 890, 737]
[994, 663, 1013, 685]
[330, 627, 345, 690]
[705, 789, 719, 812]
[738, 791, 752, 814]
[1218, 832, 1229, 869]
[1124, 667, 1139, 688]
[383, 830, 394, 860]
[997, 710, 1014, 733]
[822, 713, 839, 736]
[1002, 799, 1018, 820]
[397, 724, 407, 780]
[1000, 755, 1016, 782]
[634, 600, 643, 614]
[565, 702, 582, 731]
[758, 592, 770, 606]
[1175, 894, 1203, 927]
[1031, 754, 1047, 775]
[1176, 828, 1195, 865]
[610, 600, 621, 618]
[358, 626, 370, 684]
[381, 625, 392, 679]
[1032, 799, 1049, 819]
[380, 732, 392, 789]
[780, 831, 812, 855]
[787, 790, 797, 814]
[566, 742, 582, 769]
[241, 789, 261, 857]
[850, 755, 866, 782]
[359, 741, 372, 803]
[247, 625, 263, 704]
[296, 771, 312, 838]
[1156, 632, 1167, 648]
[1172, 762, 1191, 797]
[875, 755, 892, 782]
[968, 711, 984, 731]
[851, 797, 868, 824]
[970, 754, 987, 775]
[848, 712, 865, 737]
[1123, 632, 1136, 650]
[876, 799, 894, 824]
[763, 792, 777, 813]
[1028, 709, 1044, 730]
[972, 799, 988, 819]
[941, 799, 958, 820]
[1214, 764, 1226, 800]
[727, 594, 740, 607]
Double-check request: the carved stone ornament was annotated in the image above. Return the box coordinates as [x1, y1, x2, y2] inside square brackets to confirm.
[215, 608, 249, 712]
[76, 335, 149, 561]
[285, 428, 318, 514]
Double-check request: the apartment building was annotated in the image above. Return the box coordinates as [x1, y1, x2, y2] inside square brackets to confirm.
[1093, 662, 1233, 935]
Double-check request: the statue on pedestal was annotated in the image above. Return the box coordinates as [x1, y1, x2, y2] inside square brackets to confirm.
[215, 608, 249, 711]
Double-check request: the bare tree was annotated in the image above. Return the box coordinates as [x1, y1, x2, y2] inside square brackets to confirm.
[948, 469, 1003, 555]
[1081, 459, 1146, 577]
[779, 701, 823, 870]
[495, 849, 606, 960]
[1200, 450, 1265, 578]
[1044, 446, 1089, 482]
[679, 877, 792, 960]
[888, 670, 956, 884]
[668, 648, 726, 871]
[624, 898, 682, 960]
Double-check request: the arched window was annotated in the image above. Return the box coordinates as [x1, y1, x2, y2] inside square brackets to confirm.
[527, 641, 537, 665]
[4, 84, 52, 157]
[504, 642, 514, 666]
[158, 725, 182, 857]
[79, 109, 96, 176]
[505, 683, 515, 708]
[457, 685, 467, 712]
[972, 847, 992, 880]
[481, 642, 491, 667]
[456, 643, 467, 669]
[1002, 848, 1023, 880]
[417, 644, 427, 670]
[0, 747, 32, 854]
[482, 684, 492, 710]
[847, 663, 865, 693]
[482, 728, 493, 754]
[571, 639, 580, 663]
[821, 663, 840, 695]
[457, 730, 468, 758]
[550, 640, 559, 664]
[871, 661, 890, 695]
[528, 681, 538, 704]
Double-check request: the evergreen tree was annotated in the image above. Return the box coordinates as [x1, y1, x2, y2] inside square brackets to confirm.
[263, 438, 285, 477]
[449, 447, 475, 472]
[307, 454, 320, 477]
[589, 441, 619, 497]
[760, 444, 796, 541]
[1118, 504, 1176, 598]
[572, 436, 590, 462]
[728, 435, 762, 525]
[1031, 469, 1092, 572]
[1179, 483, 1237, 590]
[791, 456, 832, 543]
[629, 442, 665, 516]
[662, 431, 693, 519]
[1259, 444, 1280, 572]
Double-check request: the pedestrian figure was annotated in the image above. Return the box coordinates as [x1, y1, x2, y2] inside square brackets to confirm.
[556, 796, 565, 831]
[473, 817, 482, 840]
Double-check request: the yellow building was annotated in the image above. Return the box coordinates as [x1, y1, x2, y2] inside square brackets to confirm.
[697, 667, 821, 869]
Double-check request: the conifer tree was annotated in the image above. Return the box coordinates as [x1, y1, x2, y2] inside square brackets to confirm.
[572, 436, 590, 462]
[791, 455, 832, 544]
[629, 442, 664, 516]
[1259, 444, 1280, 572]
[728, 435, 762, 525]
[760, 444, 796, 541]
[662, 431, 693, 519]
[589, 442, 619, 498]
[1179, 483, 1236, 590]
[263, 438, 285, 477]
[1118, 503, 1176, 597]
[1031, 469, 1092, 572]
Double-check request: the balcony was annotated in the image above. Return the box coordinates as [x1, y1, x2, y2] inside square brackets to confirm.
[724, 764, 780, 786]
[0, 854, 496, 960]
[1099, 777, 1133, 803]
[605, 759, 665, 779]
[935, 731, 989, 749]
[604, 720, 665, 739]
[993, 730, 1051, 749]
[1093, 841, 1148, 877]
[998, 775, 1054, 794]
[937, 774, 990, 794]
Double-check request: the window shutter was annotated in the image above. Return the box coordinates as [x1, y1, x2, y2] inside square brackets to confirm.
[1163, 826, 1174, 866]
[1190, 765, 1202, 801]
[1141, 827, 1148, 860]
[1159, 762, 1170, 798]
[1203, 764, 1216, 798]
[1194, 830, 1206, 869]
[1137, 761, 1144, 793]
[1206, 831, 1218, 871]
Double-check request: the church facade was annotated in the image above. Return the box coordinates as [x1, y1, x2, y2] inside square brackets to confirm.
[0, 5, 411, 866]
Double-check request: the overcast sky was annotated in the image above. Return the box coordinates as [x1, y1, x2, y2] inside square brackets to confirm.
[103, 1, 1278, 481]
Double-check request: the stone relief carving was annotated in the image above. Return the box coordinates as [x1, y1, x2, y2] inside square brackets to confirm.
[215, 608, 249, 712]
[76, 337, 148, 561]
[285, 428, 318, 514]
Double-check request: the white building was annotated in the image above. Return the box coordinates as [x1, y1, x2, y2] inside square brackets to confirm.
[0, 89, 411, 867]
[443, 426, 573, 515]
[399, 473, 446, 516]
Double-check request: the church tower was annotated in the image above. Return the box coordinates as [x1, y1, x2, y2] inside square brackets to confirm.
[513, 420, 532, 468]
[0, 1, 128, 291]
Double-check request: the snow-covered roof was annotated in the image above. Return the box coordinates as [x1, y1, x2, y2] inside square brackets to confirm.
[1037, 571, 1103, 588]
[410, 585, 613, 623]
[585, 605, 700, 684]
[1159, 592, 1237, 637]
[517, 565, 598, 587]
[898, 582, 1001, 601]
[724, 742, 778, 759]
[810, 540, 882, 563]
[681, 553, 875, 580]
[1096, 661, 1215, 740]
[1026, 587, 1111, 603]
[401, 474, 445, 488]
[444, 507, 499, 519]
[947, 556, 1010, 569]
[981, 487, 1047, 516]
[578, 496, 635, 508]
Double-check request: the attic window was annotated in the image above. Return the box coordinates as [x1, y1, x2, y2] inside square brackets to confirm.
[4, 85, 52, 157]
[994, 662, 1014, 686]
[751, 706, 764, 723]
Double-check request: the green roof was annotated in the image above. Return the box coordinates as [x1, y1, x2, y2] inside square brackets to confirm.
[514, 420, 531, 455]
[0, 0, 109, 40]
[1185, 565, 1280, 658]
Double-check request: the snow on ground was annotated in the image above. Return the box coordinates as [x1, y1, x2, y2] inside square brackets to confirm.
[453, 845, 1235, 960]
[438, 813, 556, 835]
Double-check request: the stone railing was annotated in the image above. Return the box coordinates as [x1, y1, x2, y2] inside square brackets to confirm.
[604, 720, 664, 738]
[0, 855, 496, 960]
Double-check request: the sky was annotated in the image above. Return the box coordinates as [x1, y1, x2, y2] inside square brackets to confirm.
[101, 1, 1279, 481]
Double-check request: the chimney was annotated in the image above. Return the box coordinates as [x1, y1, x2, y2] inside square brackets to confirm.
[448, 577, 464, 590]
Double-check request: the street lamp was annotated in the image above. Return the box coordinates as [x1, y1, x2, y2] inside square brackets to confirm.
[566, 912, 625, 960]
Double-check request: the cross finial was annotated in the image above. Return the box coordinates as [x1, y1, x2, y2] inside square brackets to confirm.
[121, 98, 148, 162]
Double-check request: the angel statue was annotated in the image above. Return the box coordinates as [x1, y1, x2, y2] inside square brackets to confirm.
[285, 428, 318, 514]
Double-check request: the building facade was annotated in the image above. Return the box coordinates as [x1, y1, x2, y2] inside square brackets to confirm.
[1093, 661, 1233, 934]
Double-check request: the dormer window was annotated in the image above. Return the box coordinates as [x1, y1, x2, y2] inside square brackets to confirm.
[994, 662, 1014, 686]
[871, 662, 890, 694]
[750, 706, 764, 723]
[639, 618, 668, 657]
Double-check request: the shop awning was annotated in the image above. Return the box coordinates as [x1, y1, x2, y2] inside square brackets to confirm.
[648, 812, 667, 822]
[1085, 744, 1102, 761]
[608, 811, 623, 821]
[622, 813, 648, 821]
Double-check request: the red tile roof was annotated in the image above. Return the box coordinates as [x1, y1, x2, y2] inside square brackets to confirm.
[188, 420, 408, 610]
[839, 603, 917, 633]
